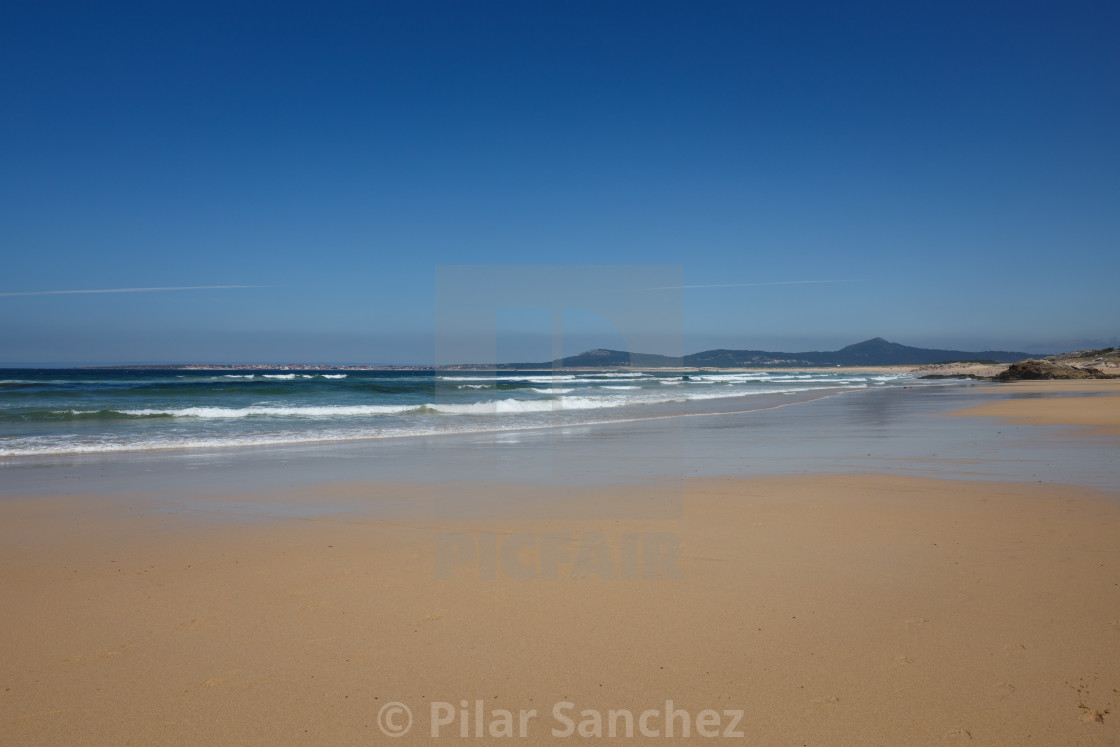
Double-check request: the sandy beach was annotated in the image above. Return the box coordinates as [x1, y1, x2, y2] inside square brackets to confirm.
[2, 382, 1119, 744]
[6, 1, 1118, 743]
[949, 380, 1120, 436]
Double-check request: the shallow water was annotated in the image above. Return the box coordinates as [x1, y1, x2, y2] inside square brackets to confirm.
[0, 367, 915, 457]
[2, 383, 1116, 517]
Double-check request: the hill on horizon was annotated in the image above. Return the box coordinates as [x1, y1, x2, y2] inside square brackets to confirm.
[499, 338, 1038, 369]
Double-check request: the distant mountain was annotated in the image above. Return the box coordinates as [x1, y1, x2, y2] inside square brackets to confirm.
[777, 337, 1036, 367]
[499, 338, 1037, 369]
[686, 338, 1036, 367]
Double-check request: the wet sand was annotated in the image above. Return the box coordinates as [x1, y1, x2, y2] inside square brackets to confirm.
[2, 383, 1120, 744]
[5, 382, 1118, 496]
[949, 380, 1120, 436]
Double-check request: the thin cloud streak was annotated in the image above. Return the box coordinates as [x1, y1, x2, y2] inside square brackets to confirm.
[644, 279, 864, 291]
[0, 285, 267, 298]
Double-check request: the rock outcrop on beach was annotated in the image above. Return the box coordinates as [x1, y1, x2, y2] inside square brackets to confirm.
[994, 359, 1116, 381]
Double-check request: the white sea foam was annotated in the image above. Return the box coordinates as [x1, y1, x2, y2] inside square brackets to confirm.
[425, 397, 621, 414]
[530, 388, 575, 394]
[426, 385, 848, 415]
[62, 385, 835, 420]
[587, 372, 651, 378]
[0, 431, 378, 456]
[438, 375, 578, 382]
[321, 374, 347, 379]
[0, 420, 556, 456]
[54, 404, 418, 419]
[440, 374, 648, 383]
[442, 375, 652, 385]
[693, 374, 771, 383]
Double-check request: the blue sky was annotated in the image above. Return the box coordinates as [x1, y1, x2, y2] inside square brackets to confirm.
[1, 1, 1117, 364]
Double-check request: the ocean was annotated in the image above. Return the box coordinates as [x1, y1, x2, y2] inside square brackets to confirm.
[0, 368, 919, 457]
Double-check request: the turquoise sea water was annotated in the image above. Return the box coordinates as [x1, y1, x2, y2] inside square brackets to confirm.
[0, 368, 919, 457]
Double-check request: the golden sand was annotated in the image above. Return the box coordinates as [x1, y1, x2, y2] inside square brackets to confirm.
[1, 473, 1119, 744]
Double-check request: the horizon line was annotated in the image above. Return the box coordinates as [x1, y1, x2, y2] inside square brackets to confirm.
[0, 285, 268, 298]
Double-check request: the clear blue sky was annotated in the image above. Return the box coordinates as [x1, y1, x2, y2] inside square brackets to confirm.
[1, 1, 1117, 364]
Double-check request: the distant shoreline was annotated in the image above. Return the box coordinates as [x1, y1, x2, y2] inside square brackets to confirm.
[60, 363, 989, 374]
[10, 338, 1068, 372]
